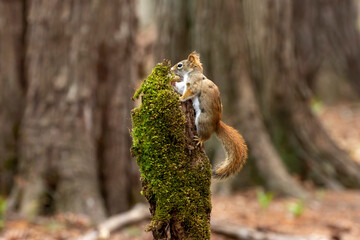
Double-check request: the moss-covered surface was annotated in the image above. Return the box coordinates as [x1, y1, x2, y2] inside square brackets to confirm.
[131, 61, 211, 239]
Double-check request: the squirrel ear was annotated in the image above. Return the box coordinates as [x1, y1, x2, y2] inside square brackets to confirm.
[187, 51, 203, 72]
[187, 51, 200, 62]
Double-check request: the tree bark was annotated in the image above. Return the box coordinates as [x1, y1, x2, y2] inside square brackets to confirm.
[93, 0, 138, 216]
[155, 0, 192, 62]
[8, 0, 138, 221]
[0, 0, 26, 195]
[247, 0, 360, 188]
[316, 0, 360, 95]
[11, 0, 106, 221]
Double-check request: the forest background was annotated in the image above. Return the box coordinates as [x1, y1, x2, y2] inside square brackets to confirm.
[1, 0, 360, 239]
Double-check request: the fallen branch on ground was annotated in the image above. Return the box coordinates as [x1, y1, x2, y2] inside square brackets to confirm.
[77, 204, 330, 240]
[211, 221, 330, 240]
[76, 203, 149, 240]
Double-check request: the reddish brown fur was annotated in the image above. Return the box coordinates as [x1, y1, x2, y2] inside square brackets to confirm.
[180, 88, 195, 100]
[214, 121, 248, 179]
[196, 80, 222, 141]
[187, 51, 203, 72]
[171, 52, 248, 180]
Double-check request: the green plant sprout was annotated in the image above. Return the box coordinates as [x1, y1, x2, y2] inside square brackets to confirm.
[310, 97, 324, 114]
[0, 197, 6, 230]
[287, 199, 305, 217]
[256, 188, 274, 210]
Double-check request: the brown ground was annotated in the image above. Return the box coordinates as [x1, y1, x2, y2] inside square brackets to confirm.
[318, 103, 360, 163]
[1, 103, 360, 240]
[211, 190, 360, 240]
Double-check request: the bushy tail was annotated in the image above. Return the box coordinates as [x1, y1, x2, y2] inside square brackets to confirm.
[213, 121, 248, 180]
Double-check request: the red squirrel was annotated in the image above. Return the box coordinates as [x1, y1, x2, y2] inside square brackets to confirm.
[171, 52, 248, 179]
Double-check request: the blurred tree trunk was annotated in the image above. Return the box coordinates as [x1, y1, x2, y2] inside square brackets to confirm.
[317, 0, 360, 95]
[0, 0, 25, 195]
[8, 0, 138, 221]
[94, 1, 138, 216]
[243, 0, 360, 188]
[154, 0, 360, 194]
[291, 0, 360, 103]
[155, 1, 192, 62]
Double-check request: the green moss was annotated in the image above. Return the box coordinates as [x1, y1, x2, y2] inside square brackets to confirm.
[131, 61, 211, 239]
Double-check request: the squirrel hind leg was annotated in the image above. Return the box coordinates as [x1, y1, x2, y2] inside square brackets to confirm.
[193, 135, 205, 147]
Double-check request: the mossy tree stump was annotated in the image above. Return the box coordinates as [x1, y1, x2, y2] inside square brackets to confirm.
[131, 61, 211, 239]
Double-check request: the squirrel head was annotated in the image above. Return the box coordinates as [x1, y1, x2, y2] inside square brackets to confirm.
[171, 51, 203, 79]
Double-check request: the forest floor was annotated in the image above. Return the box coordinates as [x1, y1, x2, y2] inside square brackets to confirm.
[1, 102, 360, 240]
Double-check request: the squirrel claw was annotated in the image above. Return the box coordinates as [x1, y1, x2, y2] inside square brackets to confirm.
[194, 136, 204, 147]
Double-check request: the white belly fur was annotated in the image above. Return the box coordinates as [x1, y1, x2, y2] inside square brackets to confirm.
[174, 73, 200, 127]
[174, 81, 185, 94]
[174, 73, 188, 95]
[192, 97, 201, 128]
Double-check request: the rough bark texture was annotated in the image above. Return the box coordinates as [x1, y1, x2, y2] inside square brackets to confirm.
[290, 1, 360, 100]
[155, 0, 192, 62]
[0, 0, 25, 195]
[8, 0, 138, 221]
[317, 0, 360, 95]
[12, 0, 106, 220]
[93, 0, 138, 216]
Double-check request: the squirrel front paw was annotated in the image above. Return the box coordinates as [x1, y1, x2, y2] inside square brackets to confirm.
[179, 89, 194, 102]
[172, 75, 182, 82]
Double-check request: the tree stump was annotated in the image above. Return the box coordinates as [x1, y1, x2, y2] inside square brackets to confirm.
[131, 61, 211, 239]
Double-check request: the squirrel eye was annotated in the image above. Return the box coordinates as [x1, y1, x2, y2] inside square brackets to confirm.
[177, 63, 183, 69]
